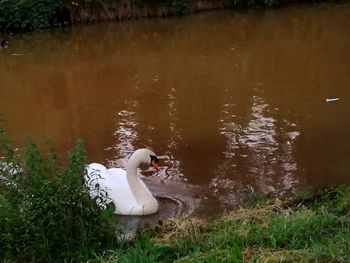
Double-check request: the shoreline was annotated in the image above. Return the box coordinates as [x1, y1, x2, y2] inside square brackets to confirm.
[101, 185, 350, 262]
[0, 0, 335, 33]
[67, 0, 233, 24]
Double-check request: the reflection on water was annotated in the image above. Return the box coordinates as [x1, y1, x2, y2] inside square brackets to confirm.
[164, 86, 184, 180]
[1, 2, 350, 217]
[214, 92, 299, 208]
[107, 100, 139, 168]
[238, 94, 297, 193]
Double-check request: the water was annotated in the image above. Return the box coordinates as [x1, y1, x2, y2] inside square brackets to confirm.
[1, 2, 350, 218]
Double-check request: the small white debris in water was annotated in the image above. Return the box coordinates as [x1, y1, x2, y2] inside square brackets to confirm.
[326, 98, 340, 102]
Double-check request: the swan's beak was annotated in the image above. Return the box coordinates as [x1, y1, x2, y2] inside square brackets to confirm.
[151, 159, 160, 171]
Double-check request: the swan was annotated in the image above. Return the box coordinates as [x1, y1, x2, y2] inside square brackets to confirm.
[85, 148, 160, 215]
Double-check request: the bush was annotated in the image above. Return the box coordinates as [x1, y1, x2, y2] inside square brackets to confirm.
[137, 0, 191, 15]
[232, 0, 279, 8]
[0, 0, 67, 32]
[0, 128, 118, 262]
[172, 0, 191, 15]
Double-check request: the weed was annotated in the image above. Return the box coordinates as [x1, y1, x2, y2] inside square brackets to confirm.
[0, 129, 118, 262]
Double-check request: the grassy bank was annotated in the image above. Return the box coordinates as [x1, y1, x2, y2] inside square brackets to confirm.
[1, 129, 349, 262]
[100, 186, 350, 262]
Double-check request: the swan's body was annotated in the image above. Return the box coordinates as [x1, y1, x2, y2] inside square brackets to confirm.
[85, 149, 159, 215]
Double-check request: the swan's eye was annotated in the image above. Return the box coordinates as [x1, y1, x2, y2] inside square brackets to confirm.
[150, 155, 159, 164]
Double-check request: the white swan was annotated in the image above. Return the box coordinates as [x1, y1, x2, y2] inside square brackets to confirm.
[85, 149, 160, 215]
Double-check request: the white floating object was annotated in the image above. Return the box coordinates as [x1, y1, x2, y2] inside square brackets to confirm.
[326, 98, 340, 103]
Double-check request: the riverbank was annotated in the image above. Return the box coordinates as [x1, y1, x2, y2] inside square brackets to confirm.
[0, 0, 331, 32]
[68, 0, 233, 24]
[1, 130, 350, 262]
[99, 186, 350, 262]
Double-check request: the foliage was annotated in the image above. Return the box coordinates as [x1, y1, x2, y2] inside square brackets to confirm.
[0, 0, 287, 32]
[0, 0, 194, 31]
[99, 187, 350, 262]
[232, 0, 279, 8]
[243, 185, 269, 207]
[311, 185, 350, 214]
[0, 0, 67, 32]
[0, 128, 118, 262]
[172, 0, 191, 15]
[138, 0, 191, 15]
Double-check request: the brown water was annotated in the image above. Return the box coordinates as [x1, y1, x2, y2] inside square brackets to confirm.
[1, 2, 350, 218]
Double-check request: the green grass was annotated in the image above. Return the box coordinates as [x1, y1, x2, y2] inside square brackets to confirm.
[99, 187, 350, 263]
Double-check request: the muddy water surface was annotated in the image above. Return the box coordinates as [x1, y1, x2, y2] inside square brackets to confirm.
[1, 2, 350, 218]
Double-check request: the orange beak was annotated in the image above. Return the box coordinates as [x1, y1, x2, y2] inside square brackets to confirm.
[150, 159, 160, 171]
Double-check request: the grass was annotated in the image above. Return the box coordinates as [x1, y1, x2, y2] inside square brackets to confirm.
[1, 128, 350, 262]
[99, 187, 350, 263]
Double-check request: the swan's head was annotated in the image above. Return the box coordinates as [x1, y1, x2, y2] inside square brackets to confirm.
[130, 148, 160, 171]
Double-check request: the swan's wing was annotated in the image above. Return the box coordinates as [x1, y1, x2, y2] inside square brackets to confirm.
[85, 165, 148, 215]
[85, 163, 112, 207]
[88, 163, 106, 171]
[105, 168, 140, 214]
[106, 168, 126, 180]
[85, 163, 107, 187]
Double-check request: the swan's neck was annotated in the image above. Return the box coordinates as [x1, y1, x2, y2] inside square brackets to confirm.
[126, 158, 154, 205]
